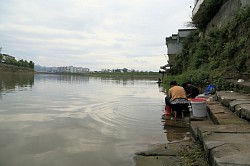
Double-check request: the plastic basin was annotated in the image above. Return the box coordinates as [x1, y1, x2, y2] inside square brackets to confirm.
[191, 98, 207, 118]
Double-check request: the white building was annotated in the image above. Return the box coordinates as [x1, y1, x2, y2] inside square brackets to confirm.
[166, 29, 196, 66]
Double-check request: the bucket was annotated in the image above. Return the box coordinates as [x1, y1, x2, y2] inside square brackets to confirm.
[191, 98, 207, 118]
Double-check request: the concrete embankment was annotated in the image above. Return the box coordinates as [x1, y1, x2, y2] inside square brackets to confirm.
[135, 85, 250, 166]
[191, 90, 250, 166]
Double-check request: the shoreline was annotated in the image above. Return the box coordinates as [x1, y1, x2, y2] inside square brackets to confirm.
[0, 63, 34, 73]
[133, 114, 210, 166]
[133, 138, 209, 166]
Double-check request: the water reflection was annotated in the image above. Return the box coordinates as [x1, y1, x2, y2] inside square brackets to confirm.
[158, 83, 165, 93]
[0, 72, 34, 93]
[162, 116, 191, 143]
[98, 77, 158, 86]
[34, 73, 90, 83]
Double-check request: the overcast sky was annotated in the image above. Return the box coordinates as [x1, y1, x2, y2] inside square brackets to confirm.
[0, 0, 194, 71]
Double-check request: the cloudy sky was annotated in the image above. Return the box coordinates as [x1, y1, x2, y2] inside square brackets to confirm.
[0, 0, 194, 71]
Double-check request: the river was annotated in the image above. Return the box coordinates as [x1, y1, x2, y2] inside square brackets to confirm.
[0, 73, 173, 166]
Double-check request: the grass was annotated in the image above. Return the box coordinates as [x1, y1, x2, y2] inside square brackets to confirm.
[178, 142, 210, 166]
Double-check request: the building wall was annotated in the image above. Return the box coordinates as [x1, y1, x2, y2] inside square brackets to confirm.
[166, 29, 196, 66]
[168, 54, 177, 66]
[166, 42, 179, 55]
[178, 29, 194, 38]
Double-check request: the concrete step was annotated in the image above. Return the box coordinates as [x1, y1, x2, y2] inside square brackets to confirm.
[197, 124, 250, 166]
[207, 101, 248, 125]
[190, 91, 250, 166]
[216, 91, 250, 121]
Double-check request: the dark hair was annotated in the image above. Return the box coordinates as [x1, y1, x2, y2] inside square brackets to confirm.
[182, 82, 188, 88]
[170, 81, 177, 86]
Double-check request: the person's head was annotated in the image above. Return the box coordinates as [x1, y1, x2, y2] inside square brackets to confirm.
[170, 81, 177, 87]
[182, 82, 188, 88]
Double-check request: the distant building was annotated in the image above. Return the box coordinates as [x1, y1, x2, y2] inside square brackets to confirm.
[2, 54, 16, 62]
[56, 66, 89, 73]
[0, 54, 16, 63]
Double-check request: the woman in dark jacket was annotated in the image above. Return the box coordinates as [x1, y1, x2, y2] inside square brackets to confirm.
[182, 82, 199, 99]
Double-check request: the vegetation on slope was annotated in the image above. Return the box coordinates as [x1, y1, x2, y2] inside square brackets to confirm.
[164, 7, 250, 91]
[0, 54, 34, 69]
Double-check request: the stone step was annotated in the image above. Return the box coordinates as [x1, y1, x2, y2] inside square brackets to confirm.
[207, 101, 248, 125]
[197, 124, 250, 166]
[190, 91, 250, 166]
[216, 91, 250, 121]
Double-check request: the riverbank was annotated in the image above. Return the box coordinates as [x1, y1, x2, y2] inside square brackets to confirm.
[191, 91, 250, 165]
[134, 82, 250, 165]
[85, 72, 160, 80]
[0, 63, 34, 73]
[134, 140, 210, 166]
[134, 114, 210, 166]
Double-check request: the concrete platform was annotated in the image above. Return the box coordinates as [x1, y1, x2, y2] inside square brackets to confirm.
[216, 91, 250, 121]
[135, 90, 250, 166]
[197, 124, 250, 166]
[207, 101, 248, 125]
[216, 91, 250, 107]
[190, 91, 250, 166]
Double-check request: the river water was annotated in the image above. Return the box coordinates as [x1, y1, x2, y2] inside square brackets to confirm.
[0, 73, 174, 166]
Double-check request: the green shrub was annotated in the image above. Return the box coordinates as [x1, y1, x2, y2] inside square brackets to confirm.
[165, 7, 250, 91]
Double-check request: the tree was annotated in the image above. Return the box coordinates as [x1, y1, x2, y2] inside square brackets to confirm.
[29, 61, 34, 69]
[122, 68, 128, 73]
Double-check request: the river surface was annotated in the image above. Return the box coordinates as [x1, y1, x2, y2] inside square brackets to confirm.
[0, 73, 187, 166]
